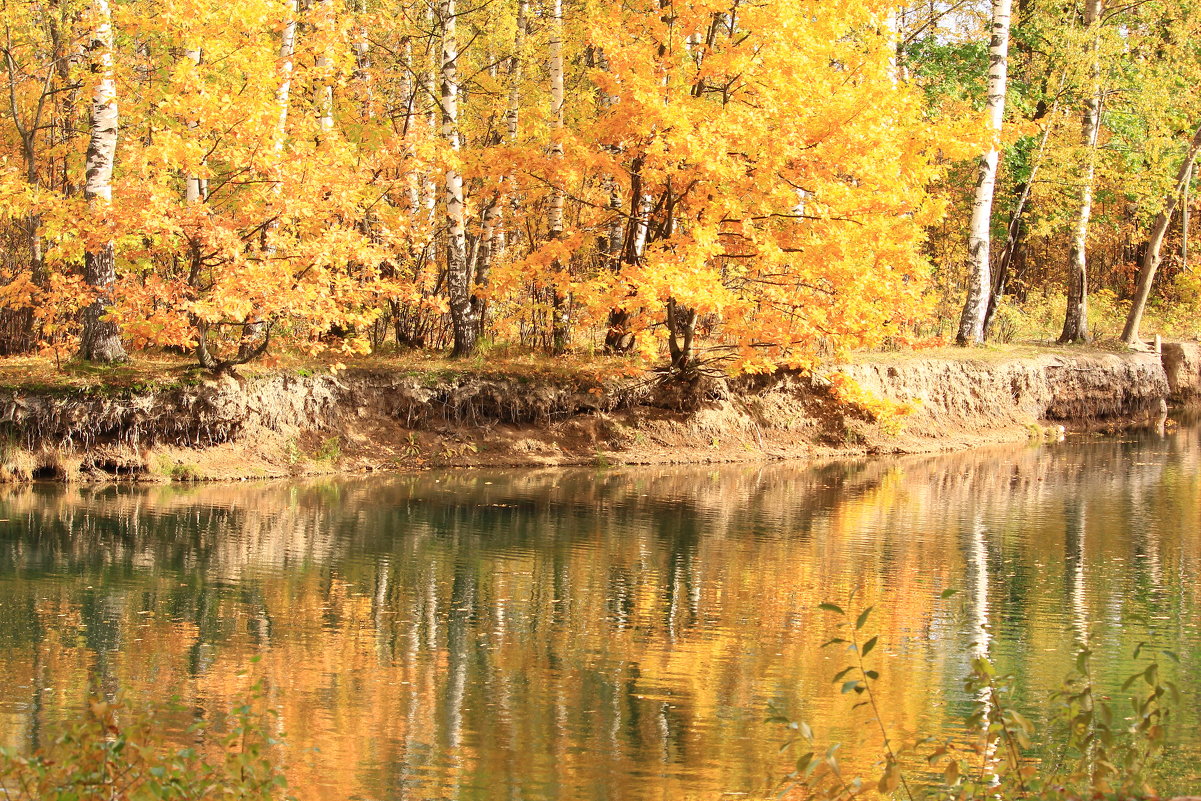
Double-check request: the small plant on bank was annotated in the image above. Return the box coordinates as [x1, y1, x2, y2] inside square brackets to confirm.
[314, 437, 342, 463]
[774, 594, 1182, 800]
[171, 462, 202, 481]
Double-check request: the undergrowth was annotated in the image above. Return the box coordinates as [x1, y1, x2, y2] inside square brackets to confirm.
[773, 593, 1183, 800]
[0, 681, 290, 800]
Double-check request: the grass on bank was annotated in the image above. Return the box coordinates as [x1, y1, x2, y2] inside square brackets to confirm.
[0, 288, 1195, 395]
[0, 344, 640, 396]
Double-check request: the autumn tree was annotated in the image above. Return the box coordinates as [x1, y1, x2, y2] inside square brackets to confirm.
[1057, 0, 1103, 344]
[956, 0, 1012, 346]
[78, 0, 126, 362]
[1122, 123, 1201, 345]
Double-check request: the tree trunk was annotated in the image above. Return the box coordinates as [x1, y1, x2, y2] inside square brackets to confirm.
[666, 298, 697, 373]
[441, 0, 476, 357]
[503, 0, 526, 258]
[983, 120, 1053, 337]
[352, 0, 374, 119]
[78, 0, 126, 363]
[316, 0, 334, 132]
[184, 46, 205, 204]
[548, 0, 570, 354]
[1121, 123, 1201, 346]
[471, 192, 500, 337]
[1183, 160, 1193, 271]
[1058, 0, 1103, 345]
[956, 0, 1011, 345]
[275, 0, 297, 145]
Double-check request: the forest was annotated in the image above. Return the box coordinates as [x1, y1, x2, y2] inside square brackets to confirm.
[0, 0, 1199, 375]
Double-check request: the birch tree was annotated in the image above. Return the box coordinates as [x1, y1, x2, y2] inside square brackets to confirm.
[183, 45, 204, 204]
[1121, 122, 1201, 346]
[316, 0, 334, 132]
[548, 0, 568, 353]
[955, 0, 1011, 346]
[440, 0, 475, 356]
[1058, 0, 1102, 345]
[78, 0, 126, 362]
[1184, 161, 1192, 270]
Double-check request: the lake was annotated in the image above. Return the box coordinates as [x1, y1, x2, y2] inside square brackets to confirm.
[1, 423, 1199, 799]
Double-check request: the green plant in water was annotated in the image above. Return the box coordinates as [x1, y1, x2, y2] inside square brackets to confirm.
[774, 593, 1181, 800]
[0, 682, 291, 800]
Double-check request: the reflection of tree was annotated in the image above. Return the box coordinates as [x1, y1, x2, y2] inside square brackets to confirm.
[0, 428, 1199, 798]
[1064, 494, 1088, 649]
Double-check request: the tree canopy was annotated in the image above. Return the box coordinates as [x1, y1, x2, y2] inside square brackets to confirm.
[0, 0, 1199, 371]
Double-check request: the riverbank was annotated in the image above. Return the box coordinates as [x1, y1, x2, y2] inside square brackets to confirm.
[0, 344, 1190, 482]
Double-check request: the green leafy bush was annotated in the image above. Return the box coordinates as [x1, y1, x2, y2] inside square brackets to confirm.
[0, 685, 291, 801]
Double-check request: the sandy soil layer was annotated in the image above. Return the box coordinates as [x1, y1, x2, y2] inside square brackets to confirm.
[0, 347, 1182, 482]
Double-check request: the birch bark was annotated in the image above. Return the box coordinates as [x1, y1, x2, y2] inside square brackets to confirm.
[955, 0, 1011, 345]
[548, 0, 570, 353]
[184, 46, 205, 204]
[1121, 123, 1201, 345]
[441, 0, 476, 356]
[352, 0, 373, 118]
[316, 0, 334, 132]
[982, 118, 1054, 336]
[1183, 161, 1192, 271]
[275, 0, 297, 156]
[79, 0, 126, 362]
[1058, 0, 1103, 344]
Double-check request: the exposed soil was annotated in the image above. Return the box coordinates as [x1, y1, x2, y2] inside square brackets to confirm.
[0, 346, 1185, 483]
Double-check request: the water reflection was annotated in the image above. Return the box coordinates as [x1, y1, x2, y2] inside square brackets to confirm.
[0, 424, 1200, 799]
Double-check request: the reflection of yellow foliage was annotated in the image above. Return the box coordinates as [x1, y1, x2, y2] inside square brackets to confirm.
[0, 438, 1198, 798]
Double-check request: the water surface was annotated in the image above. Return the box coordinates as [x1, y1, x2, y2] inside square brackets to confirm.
[1, 425, 1199, 799]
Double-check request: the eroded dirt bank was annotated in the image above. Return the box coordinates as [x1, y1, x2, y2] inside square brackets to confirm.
[0, 347, 1186, 482]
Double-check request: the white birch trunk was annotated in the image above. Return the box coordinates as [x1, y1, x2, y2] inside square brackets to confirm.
[548, 0, 565, 239]
[633, 194, 652, 258]
[471, 0, 527, 310]
[317, 0, 335, 132]
[1058, 0, 1102, 344]
[422, 4, 439, 267]
[441, 0, 475, 356]
[888, 6, 908, 83]
[275, 0, 297, 155]
[402, 40, 421, 216]
[1183, 160, 1192, 270]
[352, 0, 373, 118]
[955, 0, 1011, 345]
[506, 0, 526, 145]
[184, 46, 205, 204]
[1121, 123, 1201, 345]
[79, 0, 126, 362]
[503, 0, 527, 253]
[548, 0, 568, 351]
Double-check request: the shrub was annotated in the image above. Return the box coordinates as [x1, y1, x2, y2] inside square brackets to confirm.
[0, 686, 291, 801]
[773, 595, 1182, 800]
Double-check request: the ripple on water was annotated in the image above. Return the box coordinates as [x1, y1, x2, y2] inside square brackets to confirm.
[0, 427, 1199, 798]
